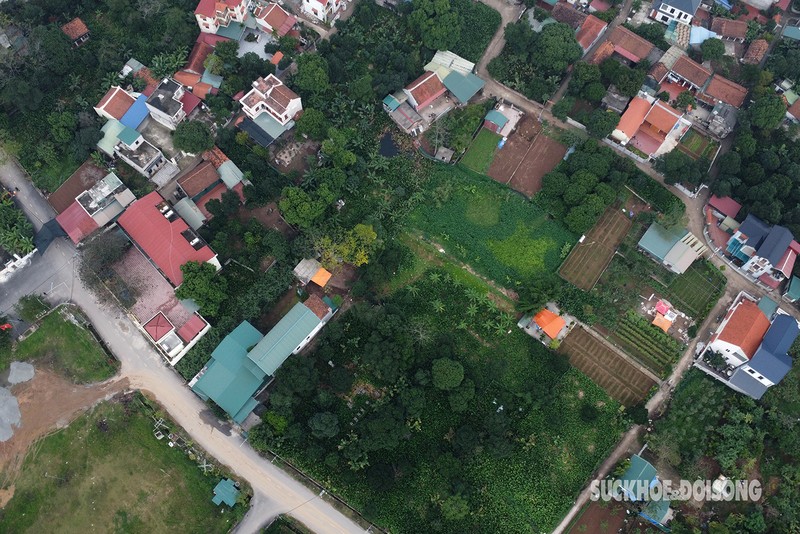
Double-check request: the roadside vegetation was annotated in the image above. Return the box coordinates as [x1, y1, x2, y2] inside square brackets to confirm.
[0, 394, 246, 532]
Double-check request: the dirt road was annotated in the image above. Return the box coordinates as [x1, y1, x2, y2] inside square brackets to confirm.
[0, 155, 365, 534]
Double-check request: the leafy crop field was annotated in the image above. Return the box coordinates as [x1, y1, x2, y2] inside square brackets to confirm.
[450, 0, 502, 63]
[1, 396, 243, 532]
[610, 312, 684, 377]
[412, 165, 575, 287]
[664, 261, 726, 320]
[460, 129, 500, 174]
[257, 271, 627, 532]
[559, 206, 632, 290]
[559, 327, 657, 406]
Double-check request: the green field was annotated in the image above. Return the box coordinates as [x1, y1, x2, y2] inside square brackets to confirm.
[2, 308, 117, 383]
[412, 165, 575, 287]
[679, 129, 719, 160]
[664, 261, 726, 320]
[460, 129, 501, 174]
[0, 395, 245, 533]
[257, 270, 627, 532]
[611, 312, 684, 377]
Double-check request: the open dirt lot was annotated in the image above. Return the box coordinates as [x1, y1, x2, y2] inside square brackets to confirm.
[566, 501, 628, 534]
[559, 206, 632, 290]
[559, 327, 657, 406]
[487, 118, 567, 197]
[0, 369, 126, 487]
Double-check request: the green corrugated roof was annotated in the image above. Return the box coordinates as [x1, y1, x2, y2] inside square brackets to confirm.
[485, 110, 508, 128]
[642, 494, 671, 525]
[118, 125, 141, 147]
[617, 454, 657, 499]
[787, 276, 800, 301]
[442, 71, 485, 104]
[638, 223, 687, 262]
[97, 119, 125, 156]
[212, 478, 240, 507]
[758, 296, 778, 318]
[216, 21, 246, 40]
[247, 302, 322, 376]
[383, 94, 401, 111]
[218, 160, 244, 189]
[191, 321, 266, 424]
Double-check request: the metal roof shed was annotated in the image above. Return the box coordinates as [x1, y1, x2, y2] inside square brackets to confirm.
[246, 302, 323, 376]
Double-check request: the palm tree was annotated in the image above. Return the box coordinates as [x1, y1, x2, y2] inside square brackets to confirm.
[431, 299, 444, 314]
[67, 73, 82, 92]
[428, 272, 441, 283]
[406, 285, 419, 297]
[101, 71, 120, 90]
[466, 303, 478, 317]
[90, 151, 107, 168]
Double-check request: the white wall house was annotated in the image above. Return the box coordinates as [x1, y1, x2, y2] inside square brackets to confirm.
[145, 78, 187, 131]
[195, 0, 251, 34]
[301, 0, 345, 24]
[240, 74, 302, 125]
[651, 0, 700, 25]
[707, 295, 770, 366]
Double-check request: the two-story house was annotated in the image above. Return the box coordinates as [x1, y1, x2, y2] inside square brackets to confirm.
[253, 3, 297, 37]
[726, 214, 799, 289]
[301, 0, 345, 24]
[651, 0, 701, 25]
[195, 0, 251, 34]
[240, 74, 302, 125]
[707, 297, 771, 366]
[145, 78, 189, 130]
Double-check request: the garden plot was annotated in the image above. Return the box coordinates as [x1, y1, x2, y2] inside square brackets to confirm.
[559, 327, 658, 406]
[677, 129, 718, 160]
[663, 261, 726, 320]
[559, 206, 632, 290]
[460, 129, 501, 174]
[486, 118, 568, 197]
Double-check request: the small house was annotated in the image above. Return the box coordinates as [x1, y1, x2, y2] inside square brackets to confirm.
[651, 0, 701, 25]
[61, 17, 90, 47]
[293, 258, 332, 288]
[638, 222, 707, 274]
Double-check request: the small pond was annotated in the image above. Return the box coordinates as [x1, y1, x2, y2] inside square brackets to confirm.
[378, 132, 400, 157]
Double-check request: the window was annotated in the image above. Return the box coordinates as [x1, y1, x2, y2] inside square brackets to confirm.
[669, 7, 675, 13]
[661, 15, 669, 21]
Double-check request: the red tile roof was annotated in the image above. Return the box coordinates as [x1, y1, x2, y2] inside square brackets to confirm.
[644, 101, 681, 133]
[255, 3, 297, 36]
[177, 314, 207, 342]
[776, 248, 797, 278]
[196, 32, 232, 46]
[117, 191, 216, 286]
[672, 56, 712, 88]
[270, 51, 284, 66]
[743, 39, 768, 65]
[650, 62, 669, 82]
[758, 272, 782, 289]
[606, 26, 655, 62]
[144, 312, 174, 341]
[576, 15, 608, 51]
[704, 75, 748, 108]
[788, 99, 800, 121]
[56, 201, 100, 244]
[178, 161, 220, 197]
[174, 70, 202, 87]
[195, 0, 243, 17]
[616, 97, 651, 139]
[186, 41, 215, 75]
[196, 182, 245, 219]
[551, 2, 587, 29]
[405, 71, 446, 109]
[303, 294, 330, 320]
[713, 299, 770, 359]
[96, 86, 136, 120]
[61, 18, 89, 40]
[180, 90, 202, 115]
[710, 17, 748, 40]
[590, 40, 615, 64]
[708, 194, 741, 218]
[203, 146, 229, 168]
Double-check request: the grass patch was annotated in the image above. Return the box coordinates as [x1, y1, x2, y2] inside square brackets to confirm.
[460, 129, 501, 175]
[412, 164, 575, 287]
[30, 157, 80, 194]
[6, 309, 118, 383]
[664, 260, 726, 321]
[0, 396, 244, 532]
[679, 129, 719, 160]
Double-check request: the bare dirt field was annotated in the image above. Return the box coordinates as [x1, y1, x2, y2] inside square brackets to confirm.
[559, 327, 657, 406]
[240, 202, 296, 238]
[0, 369, 126, 487]
[487, 118, 567, 197]
[566, 501, 628, 533]
[559, 206, 633, 290]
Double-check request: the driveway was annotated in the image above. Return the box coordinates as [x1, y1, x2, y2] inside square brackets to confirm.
[0, 154, 365, 534]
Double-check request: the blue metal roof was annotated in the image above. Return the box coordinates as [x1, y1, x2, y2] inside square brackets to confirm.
[728, 367, 769, 400]
[485, 110, 509, 128]
[749, 346, 793, 385]
[756, 225, 794, 265]
[760, 314, 799, 356]
[738, 214, 771, 249]
[383, 94, 401, 111]
[120, 94, 150, 130]
[212, 478, 240, 507]
[616, 455, 658, 501]
[784, 26, 800, 41]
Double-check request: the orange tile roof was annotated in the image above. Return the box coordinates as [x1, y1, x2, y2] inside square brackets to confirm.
[644, 101, 681, 133]
[650, 62, 669, 82]
[173, 70, 202, 87]
[704, 75, 748, 108]
[61, 17, 89, 40]
[406, 71, 446, 109]
[742, 39, 768, 65]
[671, 56, 712, 88]
[534, 309, 566, 339]
[576, 15, 608, 50]
[178, 161, 220, 197]
[714, 299, 770, 359]
[710, 17, 747, 40]
[270, 51, 284, 66]
[203, 146, 229, 168]
[607, 26, 655, 62]
[590, 40, 615, 64]
[185, 41, 214, 75]
[616, 97, 651, 139]
[788, 99, 800, 120]
[311, 267, 332, 287]
[652, 313, 672, 333]
[304, 294, 330, 320]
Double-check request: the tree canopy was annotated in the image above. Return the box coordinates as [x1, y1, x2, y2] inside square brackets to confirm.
[700, 38, 725, 62]
[173, 121, 214, 154]
[175, 261, 228, 317]
[408, 0, 462, 51]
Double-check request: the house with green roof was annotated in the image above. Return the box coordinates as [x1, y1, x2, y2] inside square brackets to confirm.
[190, 295, 336, 424]
[212, 478, 240, 507]
[614, 454, 673, 529]
[785, 276, 800, 302]
[638, 222, 707, 274]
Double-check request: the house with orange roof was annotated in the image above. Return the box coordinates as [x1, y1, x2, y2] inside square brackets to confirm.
[742, 39, 768, 65]
[591, 26, 658, 65]
[173, 39, 218, 99]
[612, 97, 651, 145]
[94, 86, 137, 122]
[708, 296, 771, 365]
[533, 309, 567, 340]
[61, 17, 90, 47]
[293, 258, 333, 288]
[700, 75, 748, 108]
[518, 305, 573, 346]
[195, 0, 251, 34]
[403, 71, 448, 111]
[669, 55, 712, 91]
[551, 3, 608, 55]
[254, 3, 297, 37]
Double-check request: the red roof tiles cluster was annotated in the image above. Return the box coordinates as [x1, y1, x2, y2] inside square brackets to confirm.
[704, 75, 748, 108]
[178, 161, 220, 197]
[712, 299, 770, 359]
[710, 17, 748, 40]
[254, 3, 298, 37]
[742, 39, 768, 65]
[405, 71, 446, 110]
[61, 18, 89, 40]
[576, 15, 608, 51]
[551, 2, 587, 29]
[671, 56, 712, 88]
[605, 26, 655, 62]
[95, 86, 136, 120]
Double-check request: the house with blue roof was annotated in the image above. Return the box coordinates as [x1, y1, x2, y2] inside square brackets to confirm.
[190, 295, 336, 424]
[614, 454, 673, 529]
[120, 94, 150, 130]
[726, 214, 799, 290]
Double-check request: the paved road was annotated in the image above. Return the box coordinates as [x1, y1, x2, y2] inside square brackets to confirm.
[0, 156, 364, 534]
